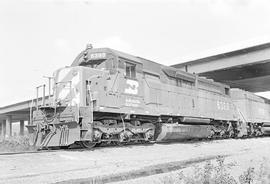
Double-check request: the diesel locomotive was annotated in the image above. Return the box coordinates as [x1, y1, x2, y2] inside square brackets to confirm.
[26, 45, 270, 148]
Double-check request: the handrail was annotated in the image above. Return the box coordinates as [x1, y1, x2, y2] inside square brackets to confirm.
[29, 98, 34, 125]
[43, 76, 54, 103]
[36, 84, 46, 110]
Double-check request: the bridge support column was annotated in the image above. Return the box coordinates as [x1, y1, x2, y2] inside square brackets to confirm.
[0, 121, 2, 138]
[2, 120, 6, 138]
[20, 120, 24, 136]
[5, 115, 12, 137]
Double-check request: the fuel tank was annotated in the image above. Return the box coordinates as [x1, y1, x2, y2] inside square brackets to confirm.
[156, 123, 212, 142]
[262, 126, 270, 135]
[179, 117, 211, 125]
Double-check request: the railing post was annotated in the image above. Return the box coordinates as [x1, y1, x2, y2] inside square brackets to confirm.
[48, 78, 51, 98]
[43, 76, 53, 103]
[36, 86, 39, 110]
[43, 84, 46, 106]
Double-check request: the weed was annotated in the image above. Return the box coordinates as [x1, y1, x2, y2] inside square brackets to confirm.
[239, 167, 255, 184]
[0, 135, 34, 152]
[176, 156, 237, 184]
[157, 156, 266, 184]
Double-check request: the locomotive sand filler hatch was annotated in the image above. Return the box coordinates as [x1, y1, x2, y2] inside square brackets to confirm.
[26, 45, 270, 149]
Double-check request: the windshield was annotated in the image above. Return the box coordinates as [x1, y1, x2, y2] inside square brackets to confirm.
[80, 59, 106, 70]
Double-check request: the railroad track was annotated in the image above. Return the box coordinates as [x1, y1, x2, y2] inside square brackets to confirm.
[0, 141, 156, 156]
[0, 136, 267, 156]
[0, 149, 59, 156]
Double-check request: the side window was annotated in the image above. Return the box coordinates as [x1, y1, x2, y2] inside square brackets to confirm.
[125, 62, 136, 79]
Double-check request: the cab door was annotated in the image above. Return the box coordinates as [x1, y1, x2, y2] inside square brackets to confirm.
[119, 58, 144, 112]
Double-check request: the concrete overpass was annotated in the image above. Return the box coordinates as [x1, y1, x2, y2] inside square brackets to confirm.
[0, 97, 50, 138]
[0, 100, 31, 138]
[172, 42, 270, 92]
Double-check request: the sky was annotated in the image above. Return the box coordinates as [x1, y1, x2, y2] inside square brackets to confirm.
[1, 0, 270, 106]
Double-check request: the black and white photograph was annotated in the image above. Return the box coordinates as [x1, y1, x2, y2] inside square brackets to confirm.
[1, 0, 270, 183]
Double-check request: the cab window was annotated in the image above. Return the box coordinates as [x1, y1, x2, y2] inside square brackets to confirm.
[126, 62, 136, 79]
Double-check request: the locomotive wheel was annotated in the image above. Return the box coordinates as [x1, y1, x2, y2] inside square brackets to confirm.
[95, 142, 102, 147]
[80, 141, 96, 149]
[115, 141, 127, 146]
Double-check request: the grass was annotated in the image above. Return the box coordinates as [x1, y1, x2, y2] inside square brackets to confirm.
[158, 156, 270, 184]
[0, 135, 34, 153]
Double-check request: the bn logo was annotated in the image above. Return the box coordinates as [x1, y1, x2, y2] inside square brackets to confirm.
[124, 79, 139, 95]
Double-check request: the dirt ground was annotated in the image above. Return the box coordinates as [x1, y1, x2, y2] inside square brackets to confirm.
[0, 137, 270, 184]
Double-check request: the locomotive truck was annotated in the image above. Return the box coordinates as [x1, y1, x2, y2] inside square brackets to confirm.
[26, 46, 270, 148]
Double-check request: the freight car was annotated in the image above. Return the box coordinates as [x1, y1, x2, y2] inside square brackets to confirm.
[26, 45, 269, 148]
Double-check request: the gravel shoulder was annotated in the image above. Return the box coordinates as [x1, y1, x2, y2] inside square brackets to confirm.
[0, 137, 269, 184]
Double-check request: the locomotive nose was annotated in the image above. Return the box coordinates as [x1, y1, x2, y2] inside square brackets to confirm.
[54, 67, 81, 106]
